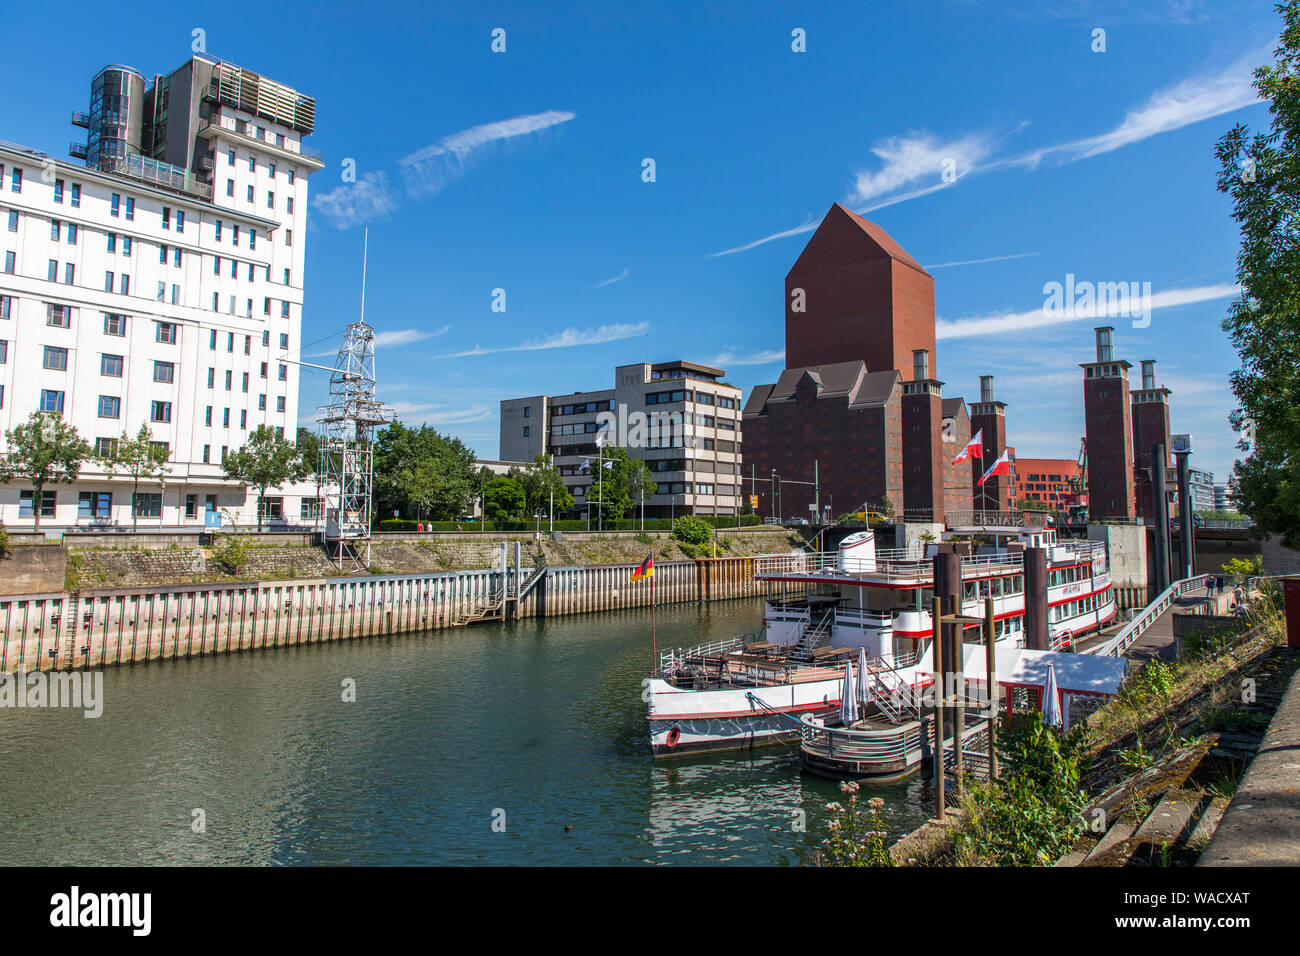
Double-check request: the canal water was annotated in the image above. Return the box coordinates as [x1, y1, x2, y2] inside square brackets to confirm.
[0, 598, 932, 865]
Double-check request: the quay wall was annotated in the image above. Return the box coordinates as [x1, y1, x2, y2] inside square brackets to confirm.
[0, 556, 771, 673]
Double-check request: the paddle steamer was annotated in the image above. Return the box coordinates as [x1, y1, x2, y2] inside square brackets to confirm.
[646, 513, 1116, 757]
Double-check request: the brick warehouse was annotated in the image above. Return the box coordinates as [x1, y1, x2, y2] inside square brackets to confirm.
[744, 203, 1000, 523]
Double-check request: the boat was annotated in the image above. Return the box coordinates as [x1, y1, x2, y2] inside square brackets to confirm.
[646, 513, 1117, 758]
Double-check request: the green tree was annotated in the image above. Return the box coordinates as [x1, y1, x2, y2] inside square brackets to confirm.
[373, 422, 477, 520]
[0, 411, 91, 529]
[222, 426, 307, 531]
[95, 425, 172, 531]
[509, 455, 574, 519]
[1215, 3, 1300, 546]
[586, 447, 657, 521]
[483, 476, 526, 521]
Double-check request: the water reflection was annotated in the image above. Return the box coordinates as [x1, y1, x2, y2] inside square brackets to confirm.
[0, 599, 931, 866]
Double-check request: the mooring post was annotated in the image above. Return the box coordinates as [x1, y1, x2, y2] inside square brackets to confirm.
[931, 595, 945, 821]
[984, 596, 998, 780]
[951, 594, 965, 794]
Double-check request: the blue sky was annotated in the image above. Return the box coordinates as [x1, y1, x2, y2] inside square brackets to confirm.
[0, 0, 1279, 484]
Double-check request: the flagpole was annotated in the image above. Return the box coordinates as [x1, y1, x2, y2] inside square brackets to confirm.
[650, 548, 657, 669]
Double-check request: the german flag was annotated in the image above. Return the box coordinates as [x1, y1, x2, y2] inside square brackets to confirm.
[630, 553, 654, 582]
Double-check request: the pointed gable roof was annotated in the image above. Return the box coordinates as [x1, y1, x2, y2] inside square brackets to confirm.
[787, 203, 930, 279]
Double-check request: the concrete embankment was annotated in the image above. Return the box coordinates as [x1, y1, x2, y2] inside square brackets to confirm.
[60, 528, 797, 590]
[1199, 663, 1300, 866]
[0, 553, 778, 673]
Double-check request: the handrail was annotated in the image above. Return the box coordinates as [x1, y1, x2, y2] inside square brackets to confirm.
[1086, 574, 1207, 657]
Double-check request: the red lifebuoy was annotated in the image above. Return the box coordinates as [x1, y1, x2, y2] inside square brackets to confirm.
[666, 726, 681, 749]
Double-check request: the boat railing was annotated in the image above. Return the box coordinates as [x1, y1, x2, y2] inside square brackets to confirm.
[798, 713, 927, 761]
[658, 635, 747, 674]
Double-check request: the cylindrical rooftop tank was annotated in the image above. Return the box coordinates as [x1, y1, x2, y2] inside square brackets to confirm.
[837, 531, 877, 573]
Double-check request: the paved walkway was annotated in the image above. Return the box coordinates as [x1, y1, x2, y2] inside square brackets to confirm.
[1074, 585, 1210, 661]
[1200, 664, 1300, 866]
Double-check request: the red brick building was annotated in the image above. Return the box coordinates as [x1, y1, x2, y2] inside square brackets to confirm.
[1011, 458, 1084, 510]
[1130, 359, 1174, 521]
[1081, 327, 1137, 520]
[745, 203, 995, 523]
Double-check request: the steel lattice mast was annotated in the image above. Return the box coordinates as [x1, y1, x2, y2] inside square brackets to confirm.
[317, 231, 390, 572]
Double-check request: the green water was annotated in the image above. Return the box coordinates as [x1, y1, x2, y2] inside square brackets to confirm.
[0, 598, 931, 865]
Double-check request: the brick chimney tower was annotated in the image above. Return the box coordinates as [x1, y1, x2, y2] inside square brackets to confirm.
[1131, 359, 1173, 522]
[969, 375, 1009, 511]
[901, 347, 946, 523]
[1081, 327, 1136, 520]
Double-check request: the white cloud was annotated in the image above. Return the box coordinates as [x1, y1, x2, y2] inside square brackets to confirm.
[399, 110, 576, 198]
[708, 348, 786, 367]
[925, 252, 1039, 270]
[936, 283, 1240, 340]
[1009, 51, 1264, 168]
[448, 322, 648, 357]
[373, 326, 449, 348]
[313, 171, 400, 230]
[849, 131, 994, 204]
[711, 52, 1265, 257]
[588, 268, 629, 289]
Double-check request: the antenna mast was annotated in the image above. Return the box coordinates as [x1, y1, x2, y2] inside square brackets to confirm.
[318, 228, 390, 572]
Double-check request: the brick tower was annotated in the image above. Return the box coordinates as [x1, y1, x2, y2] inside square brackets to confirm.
[969, 376, 1009, 511]
[1130, 359, 1173, 522]
[1081, 327, 1136, 520]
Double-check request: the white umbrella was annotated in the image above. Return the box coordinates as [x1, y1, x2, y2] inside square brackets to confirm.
[1041, 663, 1061, 729]
[840, 661, 859, 726]
[856, 646, 871, 708]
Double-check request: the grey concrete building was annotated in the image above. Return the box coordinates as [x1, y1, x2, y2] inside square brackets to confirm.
[499, 360, 743, 518]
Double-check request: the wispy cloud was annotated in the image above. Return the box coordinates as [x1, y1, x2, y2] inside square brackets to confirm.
[374, 326, 449, 348]
[448, 321, 648, 357]
[708, 348, 786, 367]
[313, 171, 400, 230]
[399, 110, 576, 198]
[925, 252, 1040, 270]
[588, 268, 629, 289]
[387, 402, 494, 425]
[849, 131, 995, 205]
[713, 52, 1264, 257]
[936, 283, 1239, 340]
[1009, 51, 1264, 168]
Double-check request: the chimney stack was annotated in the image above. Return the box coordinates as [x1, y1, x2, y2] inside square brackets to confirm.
[979, 375, 994, 404]
[1095, 326, 1114, 363]
[1141, 359, 1156, 391]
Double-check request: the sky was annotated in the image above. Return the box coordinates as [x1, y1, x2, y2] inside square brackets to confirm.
[0, 0, 1279, 486]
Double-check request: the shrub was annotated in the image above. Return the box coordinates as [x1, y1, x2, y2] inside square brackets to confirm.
[953, 712, 1088, 866]
[672, 515, 713, 546]
[0, 523, 9, 558]
[210, 535, 253, 575]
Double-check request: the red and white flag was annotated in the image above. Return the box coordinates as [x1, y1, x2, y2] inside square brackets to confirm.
[978, 449, 1011, 486]
[951, 429, 983, 466]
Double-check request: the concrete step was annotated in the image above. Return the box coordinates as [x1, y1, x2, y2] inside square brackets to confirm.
[1132, 789, 1204, 846]
[1185, 796, 1230, 852]
[1082, 817, 1138, 865]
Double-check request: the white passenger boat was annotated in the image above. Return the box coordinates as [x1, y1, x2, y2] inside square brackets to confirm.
[647, 516, 1116, 757]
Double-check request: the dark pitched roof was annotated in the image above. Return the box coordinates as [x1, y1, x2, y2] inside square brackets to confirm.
[745, 361, 900, 416]
[942, 397, 968, 420]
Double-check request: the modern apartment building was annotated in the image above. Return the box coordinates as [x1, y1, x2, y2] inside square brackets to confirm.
[1188, 467, 1216, 514]
[500, 361, 744, 518]
[0, 56, 322, 528]
[1011, 457, 1084, 510]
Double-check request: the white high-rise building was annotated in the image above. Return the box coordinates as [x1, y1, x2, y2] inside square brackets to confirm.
[0, 56, 324, 529]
